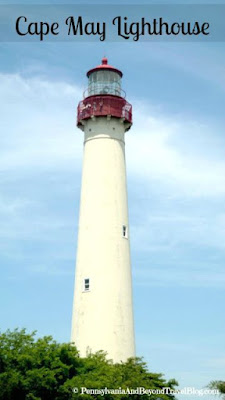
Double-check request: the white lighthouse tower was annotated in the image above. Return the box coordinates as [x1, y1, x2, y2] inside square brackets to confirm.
[71, 57, 135, 362]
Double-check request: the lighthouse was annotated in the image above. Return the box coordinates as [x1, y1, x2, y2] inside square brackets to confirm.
[71, 57, 135, 362]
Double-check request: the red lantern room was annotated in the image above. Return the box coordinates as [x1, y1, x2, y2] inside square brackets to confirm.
[77, 57, 132, 131]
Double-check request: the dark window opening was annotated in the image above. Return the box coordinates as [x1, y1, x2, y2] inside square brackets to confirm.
[122, 225, 128, 238]
[84, 278, 90, 291]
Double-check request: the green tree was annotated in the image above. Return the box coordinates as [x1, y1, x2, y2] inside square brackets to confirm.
[0, 329, 178, 400]
[208, 381, 225, 397]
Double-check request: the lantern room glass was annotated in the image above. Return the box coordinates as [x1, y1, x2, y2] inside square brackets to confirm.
[88, 70, 121, 97]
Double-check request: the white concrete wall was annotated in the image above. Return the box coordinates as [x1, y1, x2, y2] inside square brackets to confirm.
[71, 116, 135, 363]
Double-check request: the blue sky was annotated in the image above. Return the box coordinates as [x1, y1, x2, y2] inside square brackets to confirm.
[0, 1, 225, 399]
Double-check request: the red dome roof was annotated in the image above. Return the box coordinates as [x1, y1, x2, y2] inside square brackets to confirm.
[87, 57, 123, 78]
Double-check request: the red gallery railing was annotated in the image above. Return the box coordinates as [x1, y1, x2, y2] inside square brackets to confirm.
[77, 95, 132, 128]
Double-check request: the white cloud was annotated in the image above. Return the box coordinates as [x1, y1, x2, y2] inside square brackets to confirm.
[127, 99, 225, 197]
[0, 73, 83, 171]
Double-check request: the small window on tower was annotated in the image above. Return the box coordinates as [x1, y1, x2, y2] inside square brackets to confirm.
[122, 225, 128, 238]
[83, 278, 90, 292]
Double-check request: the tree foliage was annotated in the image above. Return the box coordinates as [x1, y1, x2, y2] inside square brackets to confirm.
[209, 381, 225, 397]
[0, 329, 178, 400]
